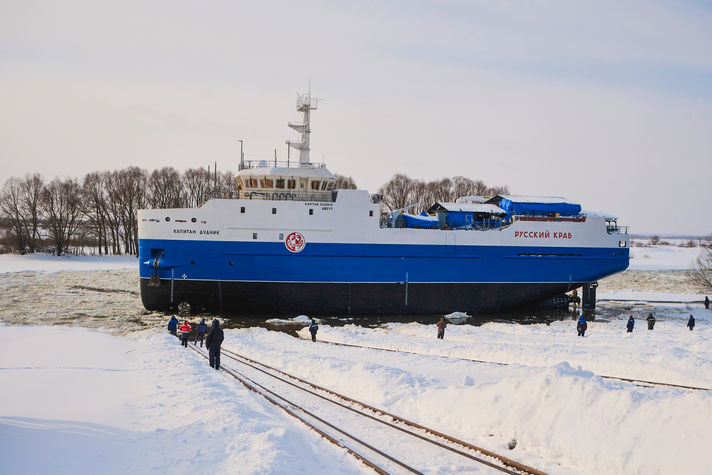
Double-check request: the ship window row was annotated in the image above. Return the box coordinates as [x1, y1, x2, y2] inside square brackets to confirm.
[518, 253, 583, 257]
[240, 178, 334, 191]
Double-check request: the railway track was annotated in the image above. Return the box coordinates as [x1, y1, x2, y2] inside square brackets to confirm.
[314, 339, 710, 391]
[188, 344, 547, 475]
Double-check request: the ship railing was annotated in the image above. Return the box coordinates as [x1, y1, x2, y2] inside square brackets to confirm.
[238, 190, 336, 202]
[605, 218, 628, 234]
[238, 159, 327, 171]
[607, 224, 629, 234]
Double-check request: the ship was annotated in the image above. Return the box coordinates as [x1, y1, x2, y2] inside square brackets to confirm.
[138, 92, 630, 316]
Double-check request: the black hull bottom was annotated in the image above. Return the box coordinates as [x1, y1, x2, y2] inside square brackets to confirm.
[140, 278, 584, 316]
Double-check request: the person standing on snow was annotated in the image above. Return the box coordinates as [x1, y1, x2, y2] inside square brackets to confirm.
[577, 314, 587, 337]
[179, 320, 192, 347]
[646, 313, 656, 330]
[194, 318, 208, 347]
[705, 296, 709, 310]
[626, 314, 635, 333]
[309, 319, 319, 342]
[436, 316, 447, 339]
[168, 315, 179, 336]
[205, 319, 224, 370]
[687, 314, 695, 331]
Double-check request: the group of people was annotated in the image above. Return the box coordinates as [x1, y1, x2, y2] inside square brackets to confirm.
[624, 313, 695, 332]
[167, 316, 224, 370]
[166, 299, 705, 355]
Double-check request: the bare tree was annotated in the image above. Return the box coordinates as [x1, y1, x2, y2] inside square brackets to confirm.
[379, 174, 423, 211]
[183, 168, 211, 207]
[217, 170, 235, 198]
[82, 172, 111, 255]
[108, 167, 147, 255]
[19, 174, 44, 252]
[689, 238, 712, 291]
[42, 178, 83, 256]
[334, 174, 357, 190]
[451, 176, 477, 199]
[0, 178, 29, 253]
[147, 167, 183, 209]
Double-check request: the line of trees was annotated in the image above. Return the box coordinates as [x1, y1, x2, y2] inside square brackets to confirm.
[0, 167, 235, 256]
[0, 167, 508, 256]
[378, 174, 510, 213]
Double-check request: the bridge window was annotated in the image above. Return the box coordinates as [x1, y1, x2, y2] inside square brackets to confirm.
[311, 180, 320, 190]
[260, 178, 273, 188]
[276, 179, 285, 189]
[287, 179, 296, 189]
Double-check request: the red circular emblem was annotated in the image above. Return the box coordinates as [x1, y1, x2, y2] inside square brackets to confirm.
[285, 232, 306, 253]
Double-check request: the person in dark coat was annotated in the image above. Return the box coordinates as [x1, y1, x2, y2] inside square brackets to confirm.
[576, 314, 587, 337]
[194, 318, 208, 346]
[436, 316, 447, 339]
[167, 316, 179, 336]
[205, 319, 224, 370]
[705, 296, 710, 310]
[179, 320, 192, 347]
[687, 314, 695, 331]
[309, 319, 319, 342]
[626, 314, 635, 333]
[646, 313, 656, 330]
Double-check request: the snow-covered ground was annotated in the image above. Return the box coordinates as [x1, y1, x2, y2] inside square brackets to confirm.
[628, 244, 701, 271]
[0, 247, 710, 474]
[0, 253, 136, 273]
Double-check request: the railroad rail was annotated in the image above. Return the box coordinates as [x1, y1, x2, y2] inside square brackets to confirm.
[313, 339, 711, 392]
[188, 344, 547, 474]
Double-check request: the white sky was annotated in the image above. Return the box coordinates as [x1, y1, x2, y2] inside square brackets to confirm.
[1, 0, 711, 235]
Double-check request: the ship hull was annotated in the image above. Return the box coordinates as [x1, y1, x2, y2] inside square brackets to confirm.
[140, 278, 589, 316]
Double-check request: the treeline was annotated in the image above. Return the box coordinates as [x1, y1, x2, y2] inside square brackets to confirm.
[0, 167, 506, 256]
[0, 167, 235, 256]
[378, 174, 509, 213]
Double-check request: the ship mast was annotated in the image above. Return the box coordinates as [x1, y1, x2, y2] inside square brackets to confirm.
[286, 91, 319, 166]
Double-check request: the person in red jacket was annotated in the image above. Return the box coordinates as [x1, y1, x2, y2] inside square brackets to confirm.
[179, 320, 192, 347]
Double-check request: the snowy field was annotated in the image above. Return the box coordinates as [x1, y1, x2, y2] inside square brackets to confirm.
[0, 245, 711, 474]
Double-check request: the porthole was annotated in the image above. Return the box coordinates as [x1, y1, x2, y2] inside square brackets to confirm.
[191, 217, 196, 223]
[309, 209, 313, 215]
[229, 261, 233, 266]
[241, 207, 245, 214]
[369, 210, 374, 217]
[272, 208, 277, 214]
[253, 233, 258, 240]
[165, 217, 171, 222]
[190, 260, 195, 265]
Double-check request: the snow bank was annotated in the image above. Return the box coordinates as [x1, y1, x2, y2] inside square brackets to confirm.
[0, 254, 136, 274]
[0, 326, 362, 474]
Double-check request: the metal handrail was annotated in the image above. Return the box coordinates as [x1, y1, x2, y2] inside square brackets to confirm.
[238, 159, 327, 171]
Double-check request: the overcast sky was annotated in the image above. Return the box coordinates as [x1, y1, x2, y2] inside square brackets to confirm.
[1, 0, 710, 235]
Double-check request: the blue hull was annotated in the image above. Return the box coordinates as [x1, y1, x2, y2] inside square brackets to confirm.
[139, 238, 628, 315]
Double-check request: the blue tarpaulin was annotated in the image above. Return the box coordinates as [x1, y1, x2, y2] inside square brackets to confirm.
[397, 211, 439, 229]
[497, 197, 581, 216]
